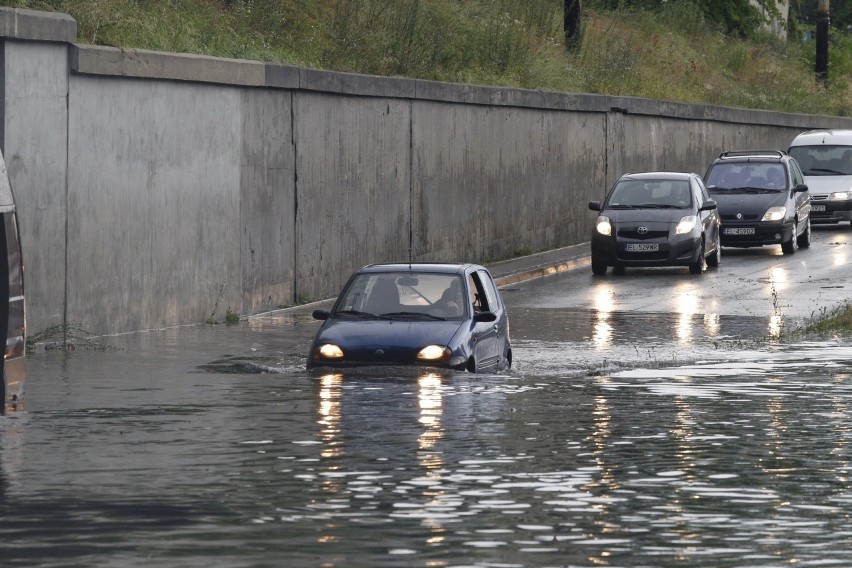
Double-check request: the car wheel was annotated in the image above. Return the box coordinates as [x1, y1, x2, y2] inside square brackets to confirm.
[797, 217, 811, 248]
[591, 258, 608, 276]
[689, 240, 706, 274]
[466, 357, 476, 373]
[781, 223, 799, 255]
[706, 239, 721, 268]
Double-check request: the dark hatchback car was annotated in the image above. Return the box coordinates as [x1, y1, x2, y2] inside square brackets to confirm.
[588, 172, 721, 275]
[307, 263, 511, 373]
[703, 150, 811, 254]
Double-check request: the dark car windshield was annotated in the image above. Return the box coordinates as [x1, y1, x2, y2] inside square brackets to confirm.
[705, 162, 787, 191]
[606, 179, 693, 209]
[333, 272, 468, 320]
[789, 145, 852, 176]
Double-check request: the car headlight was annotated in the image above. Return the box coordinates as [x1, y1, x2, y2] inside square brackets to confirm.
[761, 206, 786, 222]
[596, 216, 612, 236]
[417, 345, 451, 362]
[675, 215, 698, 235]
[829, 191, 852, 201]
[314, 344, 344, 360]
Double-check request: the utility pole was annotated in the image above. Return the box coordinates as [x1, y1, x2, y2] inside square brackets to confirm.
[816, 0, 830, 87]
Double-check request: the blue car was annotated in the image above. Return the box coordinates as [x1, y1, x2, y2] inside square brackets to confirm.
[307, 263, 511, 372]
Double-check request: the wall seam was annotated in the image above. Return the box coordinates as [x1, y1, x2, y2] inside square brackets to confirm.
[291, 91, 298, 305]
[63, 43, 70, 347]
[408, 99, 413, 262]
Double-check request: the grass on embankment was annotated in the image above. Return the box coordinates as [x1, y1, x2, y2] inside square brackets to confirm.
[3, 0, 851, 116]
[803, 303, 852, 336]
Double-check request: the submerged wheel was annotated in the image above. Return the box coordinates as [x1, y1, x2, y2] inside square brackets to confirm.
[797, 217, 811, 248]
[689, 240, 706, 274]
[591, 258, 608, 276]
[706, 239, 721, 268]
[782, 223, 799, 255]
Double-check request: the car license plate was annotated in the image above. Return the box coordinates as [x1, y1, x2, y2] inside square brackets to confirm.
[724, 227, 756, 236]
[625, 243, 659, 252]
[811, 204, 826, 212]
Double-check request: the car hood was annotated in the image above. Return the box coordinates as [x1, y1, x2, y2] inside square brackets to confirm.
[315, 318, 465, 348]
[709, 191, 787, 216]
[804, 175, 852, 197]
[602, 208, 690, 224]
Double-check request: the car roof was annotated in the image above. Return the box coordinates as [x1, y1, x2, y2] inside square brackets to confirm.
[712, 150, 789, 163]
[790, 129, 852, 146]
[619, 172, 695, 181]
[356, 262, 481, 275]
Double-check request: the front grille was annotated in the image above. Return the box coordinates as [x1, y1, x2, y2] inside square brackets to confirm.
[617, 229, 668, 239]
[720, 213, 760, 221]
[619, 251, 669, 261]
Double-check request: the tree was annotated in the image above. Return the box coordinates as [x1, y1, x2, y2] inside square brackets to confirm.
[564, 0, 583, 50]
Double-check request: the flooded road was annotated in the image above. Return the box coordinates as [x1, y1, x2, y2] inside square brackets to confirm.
[4, 229, 852, 567]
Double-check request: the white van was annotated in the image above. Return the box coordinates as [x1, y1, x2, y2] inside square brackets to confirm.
[788, 129, 852, 228]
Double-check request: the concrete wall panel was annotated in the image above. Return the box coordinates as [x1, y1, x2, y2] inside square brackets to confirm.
[411, 102, 606, 262]
[66, 76, 242, 332]
[1, 40, 67, 334]
[4, 8, 852, 338]
[619, 115, 820, 179]
[294, 93, 411, 300]
[240, 89, 295, 313]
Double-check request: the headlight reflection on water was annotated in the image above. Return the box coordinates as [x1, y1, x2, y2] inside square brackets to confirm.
[591, 283, 616, 350]
[318, 374, 344, 462]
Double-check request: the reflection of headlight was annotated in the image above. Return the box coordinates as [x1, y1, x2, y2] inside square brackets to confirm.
[315, 344, 344, 360]
[417, 345, 451, 362]
[829, 191, 852, 201]
[596, 216, 612, 236]
[675, 215, 698, 235]
[762, 206, 786, 222]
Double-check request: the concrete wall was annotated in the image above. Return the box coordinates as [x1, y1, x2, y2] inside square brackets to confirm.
[1, 7, 851, 337]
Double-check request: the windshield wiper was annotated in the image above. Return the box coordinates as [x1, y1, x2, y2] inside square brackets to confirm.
[382, 311, 447, 320]
[635, 203, 680, 209]
[607, 204, 636, 209]
[808, 168, 846, 176]
[719, 186, 775, 193]
[334, 310, 389, 320]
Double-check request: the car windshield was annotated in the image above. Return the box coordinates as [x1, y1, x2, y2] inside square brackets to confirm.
[333, 272, 468, 320]
[705, 162, 787, 191]
[789, 145, 852, 176]
[606, 179, 693, 209]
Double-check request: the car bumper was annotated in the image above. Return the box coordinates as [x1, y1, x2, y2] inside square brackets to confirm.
[719, 222, 794, 247]
[591, 235, 701, 267]
[809, 199, 852, 223]
[307, 346, 469, 370]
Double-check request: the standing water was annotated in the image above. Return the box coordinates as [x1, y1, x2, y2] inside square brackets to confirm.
[3, 299, 852, 567]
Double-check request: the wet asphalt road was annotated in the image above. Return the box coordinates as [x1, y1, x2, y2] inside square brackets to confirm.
[2, 226, 852, 567]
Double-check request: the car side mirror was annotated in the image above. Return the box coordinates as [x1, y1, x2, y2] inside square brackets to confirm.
[473, 312, 498, 323]
[699, 199, 717, 211]
[312, 309, 330, 321]
[794, 183, 808, 193]
[589, 201, 602, 211]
